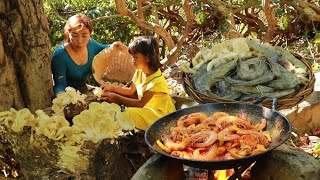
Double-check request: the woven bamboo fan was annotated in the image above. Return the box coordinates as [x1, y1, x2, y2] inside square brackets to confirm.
[183, 55, 315, 110]
[92, 43, 136, 85]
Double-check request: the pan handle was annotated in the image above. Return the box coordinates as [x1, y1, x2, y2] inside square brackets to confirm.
[252, 96, 278, 110]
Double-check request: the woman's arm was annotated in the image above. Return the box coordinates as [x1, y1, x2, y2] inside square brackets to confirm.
[89, 38, 110, 53]
[101, 90, 155, 107]
[51, 48, 68, 95]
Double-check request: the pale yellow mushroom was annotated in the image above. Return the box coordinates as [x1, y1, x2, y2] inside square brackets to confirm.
[52, 87, 87, 116]
[11, 108, 35, 132]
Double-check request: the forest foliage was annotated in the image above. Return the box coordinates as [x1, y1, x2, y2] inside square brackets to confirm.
[43, 0, 320, 68]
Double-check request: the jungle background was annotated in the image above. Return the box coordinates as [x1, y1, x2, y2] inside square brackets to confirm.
[0, 0, 320, 179]
[1, 0, 320, 112]
[45, 0, 320, 64]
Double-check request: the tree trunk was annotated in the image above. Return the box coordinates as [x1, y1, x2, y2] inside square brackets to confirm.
[1, 126, 151, 179]
[0, 0, 53, 113]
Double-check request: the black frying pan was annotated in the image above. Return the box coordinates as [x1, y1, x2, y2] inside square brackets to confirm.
[145, 98, 291, 170]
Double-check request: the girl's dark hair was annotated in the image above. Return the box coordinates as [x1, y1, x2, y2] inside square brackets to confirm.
[128, 36, 162, 70]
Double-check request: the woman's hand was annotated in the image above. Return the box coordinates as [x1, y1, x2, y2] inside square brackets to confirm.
[112, 41, 126, 50]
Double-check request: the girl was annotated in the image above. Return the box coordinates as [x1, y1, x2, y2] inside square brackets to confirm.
[101, 36, 176, 130]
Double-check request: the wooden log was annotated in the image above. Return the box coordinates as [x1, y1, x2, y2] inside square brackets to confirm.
[0, 126, 152, 179]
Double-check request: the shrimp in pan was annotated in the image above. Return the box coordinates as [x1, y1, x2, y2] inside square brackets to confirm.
[158, 111, 272, 161]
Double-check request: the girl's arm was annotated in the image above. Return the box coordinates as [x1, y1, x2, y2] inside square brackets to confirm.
[101, 90, 155, 107]
[102, 82, 136, 97]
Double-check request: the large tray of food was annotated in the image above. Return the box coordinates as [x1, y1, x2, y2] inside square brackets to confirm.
[180, 38, 315, 110]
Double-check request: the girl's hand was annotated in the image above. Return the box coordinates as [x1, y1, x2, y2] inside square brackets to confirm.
[101, 92, 119, 104]
[101, 84, 113, 92]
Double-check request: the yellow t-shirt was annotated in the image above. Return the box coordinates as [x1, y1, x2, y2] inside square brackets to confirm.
[125, 69, 176, 130]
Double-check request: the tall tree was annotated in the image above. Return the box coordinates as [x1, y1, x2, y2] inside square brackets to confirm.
[0, 0, 53, 112]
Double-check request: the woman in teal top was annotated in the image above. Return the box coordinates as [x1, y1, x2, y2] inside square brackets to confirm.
[52, 38, 109, 95]
[52, 14, 116, 95]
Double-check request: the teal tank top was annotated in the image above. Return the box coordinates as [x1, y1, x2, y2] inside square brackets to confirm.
[51, 38, 110, 95]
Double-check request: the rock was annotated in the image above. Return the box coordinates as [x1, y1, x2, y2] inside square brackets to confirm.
[131, 154, 184, 180]
[132, 144, 320, 180]
[285, 102, 320, 134]
[280, 72, 320, 134]
[251, 144, 320, 180]
[172, 96, 198, 110]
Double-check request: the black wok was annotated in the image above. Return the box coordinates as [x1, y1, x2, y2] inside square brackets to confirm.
[145, 98, 291, 170]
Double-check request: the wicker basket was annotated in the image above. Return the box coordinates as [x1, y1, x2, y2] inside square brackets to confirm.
[183, 55, 315, 110]
[92, 43, 136, 85]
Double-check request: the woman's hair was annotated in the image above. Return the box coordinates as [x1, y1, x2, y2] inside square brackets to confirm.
[128, 36, 162, 70]
[63, 14, 93, 42]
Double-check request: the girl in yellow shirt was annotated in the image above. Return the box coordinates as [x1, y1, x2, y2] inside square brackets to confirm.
[101, 36, 176, 130]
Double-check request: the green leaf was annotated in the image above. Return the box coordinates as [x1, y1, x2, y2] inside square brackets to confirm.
[314, 143, 320, 152]
[312, 62, 319, 72]
[314, 31, 320, 44]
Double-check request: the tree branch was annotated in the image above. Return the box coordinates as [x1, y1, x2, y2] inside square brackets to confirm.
[206, 0, 240, 38]
[262, 0, 277, 42]
[115, 0, 175, 51]
[49, 2, 66, 22]
[295, 0, 320, 22]
[164, 0, 195, 67]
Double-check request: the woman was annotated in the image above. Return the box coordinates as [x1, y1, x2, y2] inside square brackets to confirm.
[51, 14, 119, 96]
[101, 36, 176, 130]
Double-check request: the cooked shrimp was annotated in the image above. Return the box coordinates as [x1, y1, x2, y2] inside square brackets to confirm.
[209, 112, 230, 121]
[239, 134, 258, 153]
[171, 151, 192, 159]
[228, 148, 244, 158]
[190, 131, 218, 148]
[216, 146, 227, 155]
[177, 112, 208, 127]
[230, 117, 256, 130]
[237, 129, 270, 147]
[170, 126, 188, 142]
[237, 110, 250, 122]
[213, 115, 238, 129]
[201, 112, 229, 127]
[217, 125, 240, 146]
[254, 118, 267, 131]
[214, 115, 254, 130]
[224, 152, 235, 160]
[223, 134, 241, 142]
[159, 110, 272, 161]
[192, 145, 218, 160]
[224, 141, 240, 150]
[217, 125, 239, 138]
[251, 144, 267, 154]
[161, 134, 190, 151]
[193, 123, 212, 132]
